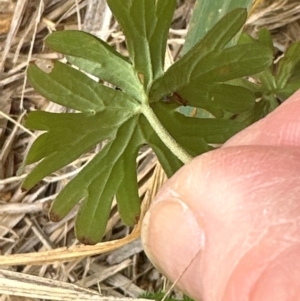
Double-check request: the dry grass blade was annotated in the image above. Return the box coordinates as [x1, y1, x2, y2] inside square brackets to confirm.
[0, 206, 142, 266]
[247, 0, 300, 50]
[0, 269, 155, 301]
[0, 161, 165, 265]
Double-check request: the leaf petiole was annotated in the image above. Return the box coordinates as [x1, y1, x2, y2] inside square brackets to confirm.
[140, 103, 193, 164]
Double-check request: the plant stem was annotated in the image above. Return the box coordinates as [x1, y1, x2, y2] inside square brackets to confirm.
[141, 104, 193, 164]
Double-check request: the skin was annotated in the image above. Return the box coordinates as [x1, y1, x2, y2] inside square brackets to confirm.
[141, 89, 300, 301]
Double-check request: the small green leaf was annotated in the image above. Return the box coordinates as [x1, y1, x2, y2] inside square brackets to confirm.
[49, 117, 144, 244]
[235, 98, 272, 125]
[276, 76, 300, 100]
[28, 61, 137, 112]
[178, 83, 255, 115]
[23, 109, 133, 190]
[257, 28, 274, 52]
[275, 41, 300, 89]
[257, 68, 277, 91]
[45, 31, 142, 99]
[243, 28, 277, 92]
[153, 102, 247, 146]
[237, 32, 257, 45]
[211, 85, 255, 113]
[182, 0, 253, 54]
[188, 8, 248, 55]
[150, 43, 273, 101]
[107, 0, 176, 88]
[149, 8, 248, 100]
[116, 159, 140, 226]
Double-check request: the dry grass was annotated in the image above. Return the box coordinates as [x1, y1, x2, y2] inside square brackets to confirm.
[0, 0, 300, 300]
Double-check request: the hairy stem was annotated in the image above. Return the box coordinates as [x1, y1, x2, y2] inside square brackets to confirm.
[141, 104, 192, 164]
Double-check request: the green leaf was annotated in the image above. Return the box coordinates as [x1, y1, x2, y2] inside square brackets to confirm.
[237, 32, 257, 45]
[182, 0, 253, 54]
[107, 0, 176, 88]
[257, 68, 277, 91]
[257, 28, 274, 52]
[152, 103, 211, 157]
[24, 59, 139, 191]
[235, 98, 273, 125]
[45, 31, 143, 100]
[177, 83, 255, 115]
[242, 28, 277, 93]
[187, 8, 248, 56]
[150, 43, 273, 101]
[149, 8, 248, 100]
[275, 41, 300, 89]
[27, 61, 137, 112]
[24, 59, 190, 243]
[23, 109, 133, 190]
[50, 117, 144, 244]
[24, 2, 276, 244]
[210, 84, 255, 113]
[116, 155, 140, 227]
[276, 76, 300, 100]
[153, 102, 247, 146]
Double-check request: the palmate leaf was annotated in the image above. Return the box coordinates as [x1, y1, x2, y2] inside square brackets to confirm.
[24, 62, 189, 243]
[24, 66, 180, 243]
[24, 60, 246, 243]
[23, 5, 271, 244]
[23, 0, 179, 244]
[23, 61, 137, 189]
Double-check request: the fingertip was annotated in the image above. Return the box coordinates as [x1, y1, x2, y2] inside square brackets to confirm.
[142, 146, 300, 301]
[141, 197, 205, 299]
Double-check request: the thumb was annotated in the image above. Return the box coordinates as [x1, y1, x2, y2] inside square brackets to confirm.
[141, 90, 300, 301]
[142, 147, 300, 301]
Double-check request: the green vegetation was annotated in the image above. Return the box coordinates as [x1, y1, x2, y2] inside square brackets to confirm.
[23, 0, 300, 244]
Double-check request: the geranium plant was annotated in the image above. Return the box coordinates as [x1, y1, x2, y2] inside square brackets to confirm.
[22, 0, 300, 244]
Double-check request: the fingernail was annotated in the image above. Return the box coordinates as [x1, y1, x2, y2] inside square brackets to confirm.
[141, 197, 205, 296]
